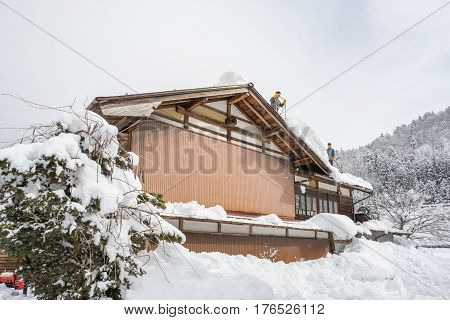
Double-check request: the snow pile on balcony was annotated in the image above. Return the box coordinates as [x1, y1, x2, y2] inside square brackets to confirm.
[127, 238, 450, 299]
[163, 201, 227, 220]
[162, 201, 363, 240]
[286, 118, 373, 191]
[215, 71, 247, 86]
[253, 213, 284, 226]
[290, 213, 359, 240]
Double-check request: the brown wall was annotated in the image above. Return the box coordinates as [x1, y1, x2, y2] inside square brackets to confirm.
[131, 120, 296, 218]
[181, 232, 331, 263]
[0, 251, 18, 272]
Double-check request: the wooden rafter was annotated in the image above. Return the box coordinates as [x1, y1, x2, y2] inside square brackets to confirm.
[187, 98, 208, 111]
[115, 117, 130, 131]
[175, 107, 267, 142]
[264, 127, 283, 138]
[152, 110, 286, 156]
[293, 157, 313, 166]
[275, 133, 301, 158]
[241, 99, 272, 129]
[228, 93, 249, 105]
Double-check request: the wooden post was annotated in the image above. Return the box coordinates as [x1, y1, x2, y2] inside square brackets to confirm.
[337, 185, 341, 214]
[226, 102, 232, 143]
[183, 114, 189, 129]
[316, 182, 320, 214]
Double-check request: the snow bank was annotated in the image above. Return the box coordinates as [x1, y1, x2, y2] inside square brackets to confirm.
[0, 284, 33, 300]
[215, 72, 247, 86]
[286, 118, 373, 191]
[127, 239, 450, 299]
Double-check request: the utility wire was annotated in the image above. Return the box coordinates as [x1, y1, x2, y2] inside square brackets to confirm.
[0, 0, 138, 94]
[287, 1, 450, 111]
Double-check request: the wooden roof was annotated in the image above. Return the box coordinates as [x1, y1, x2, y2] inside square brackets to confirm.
[88, 83, 332, 175]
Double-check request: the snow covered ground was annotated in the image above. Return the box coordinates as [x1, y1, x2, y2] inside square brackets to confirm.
[0, 284, 33, 300]
[2, 239, 449, 300]
[127, 239, 450, 300]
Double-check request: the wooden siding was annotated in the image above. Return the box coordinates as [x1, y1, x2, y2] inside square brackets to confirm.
[132, 120, 296, 218]
[339, 196, 354, 219]
[180, 232, 331, 263]
[0, 251, 18, 272]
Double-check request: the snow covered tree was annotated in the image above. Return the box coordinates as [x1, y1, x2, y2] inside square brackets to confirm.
[0, 110, 184, 300]
[371, 188, 449, 243]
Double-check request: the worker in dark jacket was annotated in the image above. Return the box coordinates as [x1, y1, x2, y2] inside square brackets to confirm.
[270, 91, 286, 112]
[327, 143, 336, 166]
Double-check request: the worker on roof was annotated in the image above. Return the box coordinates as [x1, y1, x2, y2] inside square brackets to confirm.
[327, 143, 336, 166]
[270, 91, 286, 113]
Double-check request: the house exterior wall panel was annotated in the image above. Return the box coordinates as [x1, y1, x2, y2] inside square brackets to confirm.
[180, 232, 331, 262]
[132, 120, 295, 218]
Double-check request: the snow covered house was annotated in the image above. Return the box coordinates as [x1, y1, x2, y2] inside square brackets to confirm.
[88, 83, 372, 222]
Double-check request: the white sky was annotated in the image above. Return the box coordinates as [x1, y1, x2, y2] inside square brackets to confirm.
[1, 0, 449, 149]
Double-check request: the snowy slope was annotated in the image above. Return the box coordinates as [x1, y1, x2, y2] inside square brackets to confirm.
[127, 239, 450, 300]
[3, 239, 449, 300]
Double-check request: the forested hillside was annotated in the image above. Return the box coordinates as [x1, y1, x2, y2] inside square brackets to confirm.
[339, 107, 449, 245]
[339, 107, 450, 205]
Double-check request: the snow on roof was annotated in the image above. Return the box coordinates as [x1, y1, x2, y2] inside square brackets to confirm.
[215, 71, 247, 86]
[286, 118, 373, 191]
[163, 201, 365, 240]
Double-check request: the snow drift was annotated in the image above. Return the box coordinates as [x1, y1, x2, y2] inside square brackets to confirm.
[4, 239, 449, 300]
[127, 239, 450, 299]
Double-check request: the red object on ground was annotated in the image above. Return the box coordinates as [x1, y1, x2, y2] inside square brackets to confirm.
[0, 272, 25, 290]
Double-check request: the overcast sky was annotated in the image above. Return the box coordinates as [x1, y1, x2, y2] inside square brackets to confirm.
[1, 0, 449, 149]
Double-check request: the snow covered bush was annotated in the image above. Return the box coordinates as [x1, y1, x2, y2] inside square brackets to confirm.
[0, 110, 184, 300]
[372, 188, 449, 244]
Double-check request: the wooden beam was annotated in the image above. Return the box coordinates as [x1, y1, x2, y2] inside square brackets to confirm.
[99, 87, 249, 106]
[275, 133, 302, 158]
[241, 99, 272, 129]
[115, 117, 130, 131]
[264, 127, 283, 138]
[183, 114, 189, 129]
[120, 119, 143, 133]
[152, 111, 286, 156]
[201, 104, 252, 124]
[176, 107, 268, 142]
[250, 94, 332, 174]
[226, 102, 232, 143]
[187, 98, 208, 111]
[293, 157, 313, 167]
[228, 93, 249, 105]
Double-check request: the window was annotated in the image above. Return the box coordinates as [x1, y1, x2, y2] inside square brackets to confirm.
[306, 189, 317, 216]
[295, 186, 307, 216]
[328, 194, 338, 213]
[296, 186, 347, 217]
[319, 192, 328, 212]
